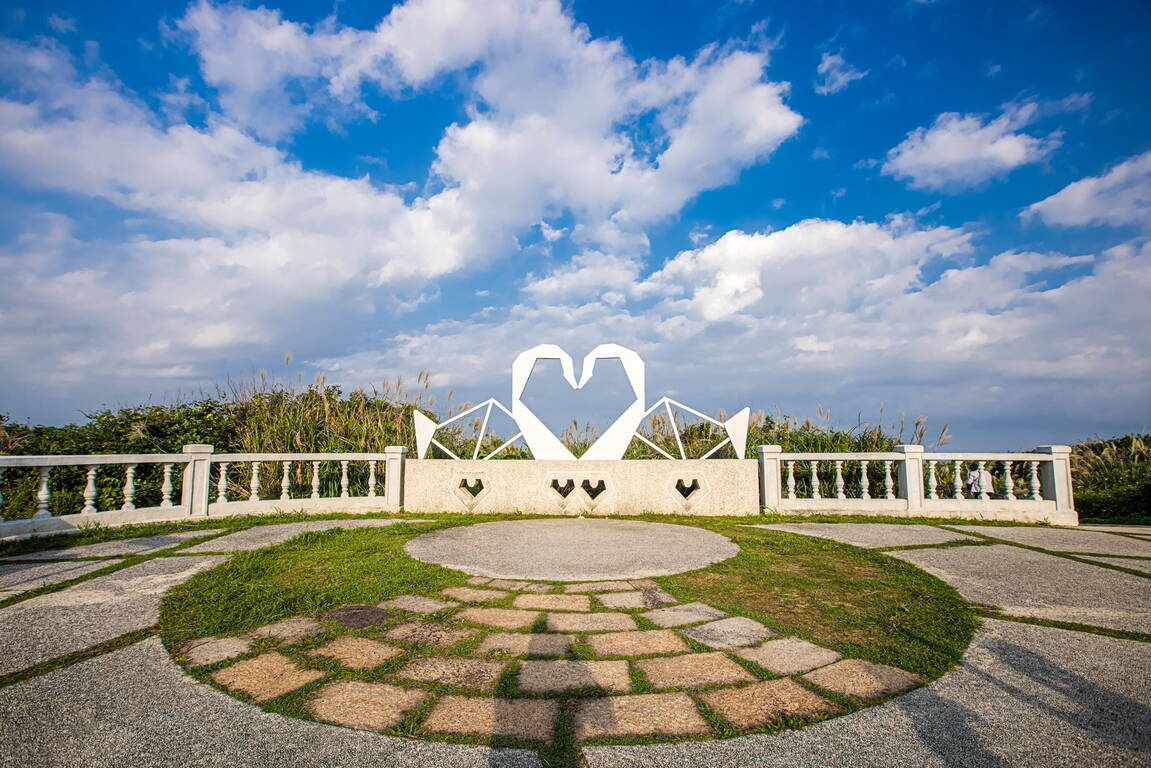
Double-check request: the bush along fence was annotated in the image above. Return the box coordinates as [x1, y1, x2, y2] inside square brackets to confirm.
[0, 443, 1075, 537]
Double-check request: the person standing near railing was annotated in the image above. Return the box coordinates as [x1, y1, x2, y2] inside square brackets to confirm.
[966, 466, 995, 499]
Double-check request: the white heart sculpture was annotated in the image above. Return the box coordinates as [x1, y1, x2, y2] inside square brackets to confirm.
[511, 343, 646, 460]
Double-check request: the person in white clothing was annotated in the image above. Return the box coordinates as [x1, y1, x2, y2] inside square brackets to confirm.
[966, 466, 996, 498]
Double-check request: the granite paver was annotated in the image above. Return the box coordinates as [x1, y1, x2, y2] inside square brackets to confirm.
[251, 617, 326, 643]
[457, 607, 540, 629]
[308, 681, 429, 731]
[681, 617, 776, 649]
[563, 581, 634, 593]
[377, 595, 459, 614]
[596, 589, 677, 610]
[634, 652, 755, 689]
[466, 576, 492, 585]
[486, 579, 535, 591]
[422, 696, 559, 743]
[952, 525, 1151, 557]
[517, 660, 631, 693]
[393, 657, 507, 690]
[475, 632, 575, 656]
[8, 529, 226, 560]
[442, 586, 509, 603]
[321, 604, 393, 629]
[803, 659, 923, 700]
[182, 519, 423, 553]
[736, 637, 842, 675]
[512, 594, 591, 612]
[305, 636, 401, 669]
[699, 679, 838, 728]
[0, 559, 116, 594]
[574, 693, 710, 741]
[1077, 556, 1151, 574]
[745, 523, 976, 549]
[641, 602, 728, 628]
[178, 635, 253, 666]
[545, 612, 637, 632]
[586, 629, 691, 657]
[380, 621, 476, 648]
[211, 652, 325, 702]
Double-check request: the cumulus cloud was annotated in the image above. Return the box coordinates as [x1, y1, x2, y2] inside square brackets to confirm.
[814, 51, 868, 95]
[1024, 151, 1151, 228]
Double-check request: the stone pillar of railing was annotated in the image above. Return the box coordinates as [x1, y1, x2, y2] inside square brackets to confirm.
[181, 444, 214, 518]
[757, 445, 783, 511]
[894, 445, 925, 512]
[384, 446, 407, 510]
[1036, 445, 1075, 518]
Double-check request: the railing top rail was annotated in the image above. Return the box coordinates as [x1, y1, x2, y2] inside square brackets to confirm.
[924, 452, 1051, 461]
[0, 454, 191, 468]
[212, 452, 395, 462]
[780, 452, 905, 461]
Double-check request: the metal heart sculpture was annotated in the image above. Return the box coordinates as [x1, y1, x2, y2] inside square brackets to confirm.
[511, 343, 645, 460]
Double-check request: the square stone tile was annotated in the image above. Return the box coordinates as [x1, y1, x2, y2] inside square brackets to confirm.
[803, 659, 923, 700]
[250, 618, 326, 644]
[635, 651, 755, 689]
[211, 652, 324, 702]
[586, 629, 691, 657]
[308, 680, 428, 731]
[442, 586, 509, 603]
[467, 576, 492, 585]
[377, 595, 459, 614]
[304, 636, 401, 669]
[393, 657, 507, 691]
[320, 604, 394, 630]
[546, 612, 637, 632]
[517, 660, 631, 693]
[457, 607, 540, 630]
[380, 620, 476, 648]
[597, 589, 677, 610]
[564, 581, 634, 593]
[422, 695, 558, 744]
[178, 635, 253, 667]
[681, 617, 776, 649]
[574, 693, 710, 741]
[641, 602, 727, 628]
[736, 637, 842, 675]
[699, 678, 838, 728]
[513, 594, 591, 612]
[475, 632, 575, 657]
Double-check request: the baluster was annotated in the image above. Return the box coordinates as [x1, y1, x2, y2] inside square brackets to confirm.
[280, 461, 291, 500]
[122, 464, 137, 510]
[160, 463, 174, 507]
[834, 460, 845, 499]
[82, 466, 98, 513]
[883, 460, 894, 499]
[860, 460, 870, 499]
[216, 462, 230, 503]
[0, 467, 5, 521]
[977, 460, 989, 500]
[1029, 461, 1041, 500]
[953, 460, 964, 499]
[367, 461, 377, 498]
[249, 462, 260, 502]
[35, 466, 52, 518]
[926, 459, 938, 499]
[786, 461, 796, 499]
[1002, 460, 1015, 501]
[810, 461, 821, 499]
[340, 460, 350, 498]
[310, 461, 321, 499]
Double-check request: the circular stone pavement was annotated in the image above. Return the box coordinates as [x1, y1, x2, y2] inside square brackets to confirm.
[403, 519, 739, 580]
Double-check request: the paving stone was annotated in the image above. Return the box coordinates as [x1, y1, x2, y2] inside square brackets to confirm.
[308, 680, 428, 731]
[564, 581, 635, 593]
[0, 559, 114, 594]
[475, 632, 575, 656]
[586, 629, 691, 657]
[574, 693, 710, 741]
[803, 659, 923, 700]
[251, 617, 327, 644]
[596, 589, 677, 610]
[681, 617, 776, 649]
[177, 636, 253, 667]
[628, 579, 661, 589]
[512, 594, 590, 612]
[746, 523, 976, 549]
[320, 604, 393, 629]
[211, 652, 325, 702]
[442, 586, 509, 603]
[8, 529, 227, 559]
[1077, 556, 1151, 575]
[635, 651, 755, 689]
[380, 620, 476, 648]
[735, 637, 842, 675]
[456, 607, 540, 630]
[546, 612, 637, 632]
[393, 657, 507, 691]
[304, 636, 401, 669]
[422, 695, 558, 743]
[182, 519, 424, 553]
[519, 583, 554, 593]
[487, 579, 535, 591]
[698, 678, 838, 728]
[466, 576, 492, 585]
[953, 525, 1151, 557]
[517, 660, 631, 693]
[641, 602, 728, 628]
[376, 595, 459, 614]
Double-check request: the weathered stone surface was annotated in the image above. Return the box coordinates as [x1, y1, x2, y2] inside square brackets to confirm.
[564, 581, 634, 593]
[422, 696, 558, 743]
[628, 579, 661, 589]
[251, 618, 326, 644]
[377, 595, 459, 614]
[746, 523, 976, 549]
[596, 589, 677, 610]
[586, 630, 690, 657]
[1077, 556, 1151, 575]
[953, 525, 1151, 557]
[393, 657, 507, 691]
[517, 660, 630, 693]
[8, 529, 226, 560]
[487, 579, 535, 591]
[0, 559, 114, 594]
[304, 636, 401, 669]
[545, 612, 637, 632]
[634, 652, 755, 689]
[320, 604, 393, 629]
[641, 602, 727, 628]
[380, 620, 476, 648]
[182, 519, 422, 553]
[178, 636, 253, 667]
[681, 617, 776, 649]
[466, 576, 491, 585]
[475, 632, 574, 657]
[442, 587, 509, 603]
[512, 594, 590, 612]
[456, 607, 540, 630]
[803, 659, 923, 700]
[698, 678, 838, 728]
[574, 693, 710, 741]
[211, 652, 324, 702]
[735, 637, 842, 675]
[308, 680, 428, 731]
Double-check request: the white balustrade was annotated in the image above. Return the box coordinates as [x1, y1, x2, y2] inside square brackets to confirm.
[216, 463, 230, 503]
[35, 467, 51, 518]
[368, 461, 378, 498]
[280, 461, 291, 501]
[1029, 461, 1041, 500]
[860, 460, 870, 500]
[121, 464, 137, 510]
[953, 460, 963, 500]
[926, 459, 938, 499]
[810, 461, 821, 499]
[82, 466, 98, 514]
[310, 461, 321, 499]
[340, 460, 350, 498]
[160, 463, 174, 507]
[834, 460, 845, 499]
[786, 461, 796, 499]
[249, 463, 261, 502]
[883, 460, 894, 499]
[1003, 460, 1015, 501]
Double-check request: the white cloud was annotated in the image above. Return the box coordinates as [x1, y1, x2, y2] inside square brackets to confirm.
[46, 14, 76, 33]
[814, 51, 868, 95]
[1024, 151, 1151, 228]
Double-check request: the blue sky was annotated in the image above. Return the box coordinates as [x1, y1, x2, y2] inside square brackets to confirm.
[0, 0, 1148, 450]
